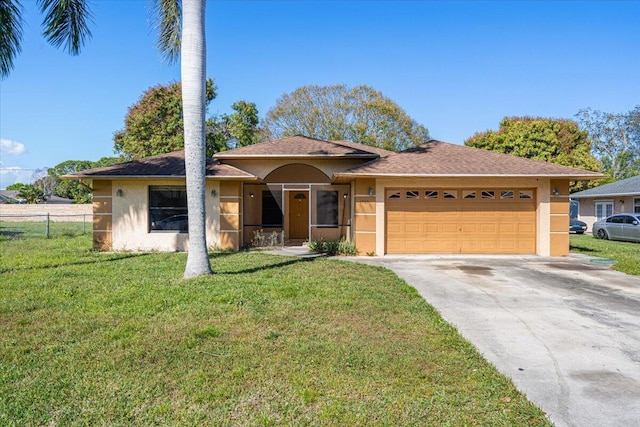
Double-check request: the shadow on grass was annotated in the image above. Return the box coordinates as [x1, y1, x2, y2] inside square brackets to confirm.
[0, 253, 152, 274]
[211, 256, 315, 275]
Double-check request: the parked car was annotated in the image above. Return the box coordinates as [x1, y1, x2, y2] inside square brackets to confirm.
[592, 214, 640, 243]
[569, 219, 587, 234]
[151, 214, 188, 231]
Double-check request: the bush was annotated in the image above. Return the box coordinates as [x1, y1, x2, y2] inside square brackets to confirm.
[308, 238, 357, 256]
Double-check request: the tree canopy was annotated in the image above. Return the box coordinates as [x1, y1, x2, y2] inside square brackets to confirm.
[575, 106, 640, 180]
[113, 80, 260, 159]
[262, 84, 430, 152]
[464, 117, 602, 190]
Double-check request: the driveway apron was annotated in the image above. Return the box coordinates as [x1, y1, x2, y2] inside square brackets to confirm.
[344, 254, 640, 427]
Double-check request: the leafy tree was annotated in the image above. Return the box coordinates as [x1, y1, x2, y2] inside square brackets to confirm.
[263, 84, 430, 152]
[206, 100, 260, 155]
[5, 182, 29, 191]
[575, 106, 640, 180]
[16, 184, 44, 204]
[35, 157, 121, 203]
[2, 0, 214, 277]
[464, 117, 602, 191]
[114, 81, 260, 158]
[113, 79, 217, 159]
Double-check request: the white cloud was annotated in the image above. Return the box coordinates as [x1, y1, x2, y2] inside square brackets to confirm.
[0, 166, 33, 189]
[0, 138, 26, 155]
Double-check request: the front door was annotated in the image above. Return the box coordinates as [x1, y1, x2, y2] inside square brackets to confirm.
[289, 191, 309, 239]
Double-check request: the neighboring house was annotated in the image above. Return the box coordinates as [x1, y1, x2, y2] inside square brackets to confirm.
[571, 175, 640, 232]
[65, 135, 602, 256]
[0, 190, 25, 204]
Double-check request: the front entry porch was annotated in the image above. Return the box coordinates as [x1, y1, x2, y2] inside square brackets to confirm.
[242, 183, 351, 247]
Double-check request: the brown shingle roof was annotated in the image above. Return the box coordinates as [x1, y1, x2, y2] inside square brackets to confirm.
[337, 140, 605, 179]
[214, 135, 389, 158]
[64, 150, 255, 179]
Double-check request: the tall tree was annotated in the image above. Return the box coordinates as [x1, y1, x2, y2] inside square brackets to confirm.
[575, 106, 640, 180]
[464, 117, 602, 190]
[263, 84, 430, 152]
[2, 0, 213, 278]
[114, 81, 259, 159]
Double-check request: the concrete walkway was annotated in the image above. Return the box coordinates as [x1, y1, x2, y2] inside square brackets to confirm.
[341, 254, 640, 427]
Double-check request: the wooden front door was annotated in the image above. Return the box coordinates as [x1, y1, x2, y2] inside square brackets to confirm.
[289, 191, 309, 239]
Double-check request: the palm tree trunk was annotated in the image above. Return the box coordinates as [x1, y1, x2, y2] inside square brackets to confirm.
[181, 0, 212, 278]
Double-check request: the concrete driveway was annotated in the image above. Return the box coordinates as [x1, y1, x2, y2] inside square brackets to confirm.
[345, 254, 640, 427]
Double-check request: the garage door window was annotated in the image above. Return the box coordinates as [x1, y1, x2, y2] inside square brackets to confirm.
[387, 190, 401, 199]
[501, 190, 514, 199]
[463, 190, 476, 199]
[443, 190, 457, 199]
[425, 190, 438, 199]
[519, 190, 533, 199]
[482, 190, 495, 199]
[406, 190, 420, 199]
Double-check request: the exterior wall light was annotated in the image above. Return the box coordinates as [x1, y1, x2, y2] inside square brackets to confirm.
[116, 189, 123, 197]
[368, 187, 375, 196]
[552, 188, 560, 196]
[250, 192, 254, 198]
[210, 189, 217, 197]
[343, 193, 348, 198]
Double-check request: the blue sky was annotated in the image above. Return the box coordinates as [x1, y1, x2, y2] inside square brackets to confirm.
[1, 0, 638, 188]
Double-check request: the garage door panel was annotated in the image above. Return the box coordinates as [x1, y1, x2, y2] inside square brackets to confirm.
[386, 188, 536, 254]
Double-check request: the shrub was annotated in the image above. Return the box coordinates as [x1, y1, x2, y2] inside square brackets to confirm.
[308, 238, 357, 256]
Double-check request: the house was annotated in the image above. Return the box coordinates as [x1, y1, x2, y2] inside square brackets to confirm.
[65, 135, 602, 256]
[571, 175, 640, 232]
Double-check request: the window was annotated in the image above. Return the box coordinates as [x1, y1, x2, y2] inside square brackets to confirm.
[463, 190, 476, 199]
[635, 199, 640, 214]
[519, 190, 533, 199]
[406, 190, 420, 199]
[595, 201, 613, 221]
[443, 190, 458, 199]
[500, 190, 514, 199]
[481, 190, 495, 199]
[262, 191, 283, 227]
[425, 190, 439, 199]
[387, 190, 401, 199]
[606, 215, 623, 224]
[149, 186, 188, 232]
[317, 191, 338, 226]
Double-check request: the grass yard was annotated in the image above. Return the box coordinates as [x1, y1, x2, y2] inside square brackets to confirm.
[1, 235, 551, 426]
[570, 234, 640, 276]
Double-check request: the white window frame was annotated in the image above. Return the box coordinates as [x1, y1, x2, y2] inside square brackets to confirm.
[595, 201, 614, 221]
[634, 198, 640, 214]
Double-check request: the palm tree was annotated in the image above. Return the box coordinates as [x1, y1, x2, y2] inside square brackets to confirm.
[1, 0, 213, 278]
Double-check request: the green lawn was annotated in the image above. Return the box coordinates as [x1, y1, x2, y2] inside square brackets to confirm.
[1, 235, 551, 426]
[570, 234, 640, 276]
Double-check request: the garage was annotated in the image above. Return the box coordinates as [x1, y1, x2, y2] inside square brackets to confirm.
[386, 188, 536, 254]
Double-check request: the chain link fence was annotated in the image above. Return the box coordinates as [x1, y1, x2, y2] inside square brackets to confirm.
[0, 214, 91, 241]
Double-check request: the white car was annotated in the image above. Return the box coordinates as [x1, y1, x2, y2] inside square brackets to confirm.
[592, 214, 640, 243]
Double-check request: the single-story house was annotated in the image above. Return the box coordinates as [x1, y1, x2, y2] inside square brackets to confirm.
[66, 135, 603, 256]
[571, 174, 640, 232]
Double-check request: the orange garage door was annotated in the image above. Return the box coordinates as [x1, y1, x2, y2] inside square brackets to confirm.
[386, 188, 536, 254]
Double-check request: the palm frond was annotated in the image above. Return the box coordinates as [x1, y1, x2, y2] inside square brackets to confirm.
[37, 0, 93, 55]
[0, 0, 24, 78]
[152, 0, 181, 65]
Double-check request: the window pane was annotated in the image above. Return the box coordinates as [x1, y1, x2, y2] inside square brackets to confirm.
[463, 190, 476, 199]
[387, 191, 401, 199]
[500, 190, 514, 199]
[443, 190, 457, 199]
[481, 190, 495, 199]
[406, 190, 420, 199]
[635, 199, 640, 214]
[425, 190, 438, 199]
[519, 190, 533, 199]
[149, 186, 188, 232]
[262, 191, 283, 227]
[317, 191, 338, 226]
